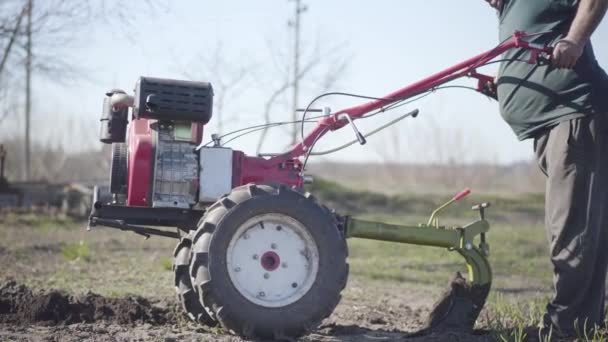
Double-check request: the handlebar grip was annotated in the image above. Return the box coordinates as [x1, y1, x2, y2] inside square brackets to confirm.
[453, 188, 471, 201]
[356, 132, 367, 145]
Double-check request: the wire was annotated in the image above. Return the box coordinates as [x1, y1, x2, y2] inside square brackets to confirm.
[309, 109, 419, 156]
[301, 85, 488, 167]
[301, 126, 329, 172]
[299, 92, 397, 142]
[480, 58, 530, 67]
[196, 113, 328, 149]
[363, 91, 432, 118]
[221, 120, 318, 146]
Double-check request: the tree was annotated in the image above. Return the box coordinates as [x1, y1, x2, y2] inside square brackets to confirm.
[180, 41, 255, 137]
[0, 0, 165, 180]
[255, 1, 350, 155]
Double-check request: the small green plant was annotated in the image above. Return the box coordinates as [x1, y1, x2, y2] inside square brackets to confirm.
[61, 241, 90, 261]
[159, 257, 173, 271]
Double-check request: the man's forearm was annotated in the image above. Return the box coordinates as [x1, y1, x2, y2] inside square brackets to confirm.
[567, 0, 608, 44]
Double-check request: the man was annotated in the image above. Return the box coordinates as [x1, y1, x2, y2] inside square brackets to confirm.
[485, 0, 608, 338]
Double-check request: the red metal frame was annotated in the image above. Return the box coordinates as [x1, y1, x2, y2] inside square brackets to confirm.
[265, 31, 551, 166]
[232, 151, 303, 188]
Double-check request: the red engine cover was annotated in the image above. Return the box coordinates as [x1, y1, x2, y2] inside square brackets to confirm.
[126, 119, 154, 206]
[126, 119, 204, 207]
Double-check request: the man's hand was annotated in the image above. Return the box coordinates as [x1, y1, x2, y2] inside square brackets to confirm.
[485, 0, 503, 9]
[552, 39, 585, 69]
[552, 0, 608, 68]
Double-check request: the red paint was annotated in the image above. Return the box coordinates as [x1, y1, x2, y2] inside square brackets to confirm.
[453, 188, 471, 201]
[191, 123, 204, 144]
[232, 151, 303, 189]
[127, 118, 155, 206]
[261, 251, 281, 271]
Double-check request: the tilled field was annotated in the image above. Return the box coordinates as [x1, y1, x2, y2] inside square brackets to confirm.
[0, 213, 543, 341]
[0, 280, 493, 341]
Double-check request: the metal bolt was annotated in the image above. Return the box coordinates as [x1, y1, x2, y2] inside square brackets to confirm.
[291, 282, 298, 288]
[281, 262, 288, 268]
[252, 254, 259, 260]
[264, 273, 270, 279]
[271, 243, 277, 249]
[243, 234, 249, 240]
[234, 267, 241, 272]
[465, 242, 473, 250]
[276, 226, 282, 231]
[259, 291, 266, 297]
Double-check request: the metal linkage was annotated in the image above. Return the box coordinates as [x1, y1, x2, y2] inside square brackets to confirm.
[88, 217, 180, 239]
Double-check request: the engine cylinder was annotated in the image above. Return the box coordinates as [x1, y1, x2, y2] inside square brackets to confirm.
[99, 89, 129, 144]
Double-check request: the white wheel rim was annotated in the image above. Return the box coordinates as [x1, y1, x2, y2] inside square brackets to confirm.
[226, 213, 320, 308]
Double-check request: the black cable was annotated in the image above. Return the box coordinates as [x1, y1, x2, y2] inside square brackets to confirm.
[201, 113, 328, 147]
[470, 35, 514, 70]
[221, 119, 318, 146]
[480, 58, 530, 67]
[299, 92, 398, 142]
[301, 126, 329, 172]
[363, 91, 433, 118]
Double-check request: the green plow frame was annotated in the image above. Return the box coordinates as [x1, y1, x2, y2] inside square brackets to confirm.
[343, 190, 492, 288]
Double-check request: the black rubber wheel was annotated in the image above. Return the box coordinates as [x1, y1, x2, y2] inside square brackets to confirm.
[173, 232, 217, 326]
[109, 142, 128, 195]
[189, 183, 349, 340]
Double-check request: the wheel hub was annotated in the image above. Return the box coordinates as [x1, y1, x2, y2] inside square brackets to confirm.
[226, 214, 319, 308]
[261, 251, 281, 271]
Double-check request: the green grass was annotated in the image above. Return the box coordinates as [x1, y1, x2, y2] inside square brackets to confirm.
[60, 241, 90, 261]
[0, 211, 75, 232]
[484, 295, 608, 341]
[307, 177, 545, 224]
[159, 257, 173, 272]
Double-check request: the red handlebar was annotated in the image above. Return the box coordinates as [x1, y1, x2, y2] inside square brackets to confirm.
[266, 31, 552, 166]
[453, 188, 471, 201]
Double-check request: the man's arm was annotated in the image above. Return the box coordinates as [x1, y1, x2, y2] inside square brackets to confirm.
[553, 0, 608, 68]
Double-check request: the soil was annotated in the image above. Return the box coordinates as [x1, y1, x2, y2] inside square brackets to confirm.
[0, 280, 493, 341]
[0, 281, 173, 326]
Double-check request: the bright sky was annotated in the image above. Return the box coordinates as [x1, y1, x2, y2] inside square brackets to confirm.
[10, 0, 608, 164]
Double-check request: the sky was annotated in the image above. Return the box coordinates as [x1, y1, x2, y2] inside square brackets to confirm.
[5, 0, 608, 164]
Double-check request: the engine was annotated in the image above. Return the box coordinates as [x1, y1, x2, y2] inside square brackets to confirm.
[98, 76, 303, 210]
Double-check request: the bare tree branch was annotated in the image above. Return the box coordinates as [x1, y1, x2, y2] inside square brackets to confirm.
[255, 54, 324, 154]
[0, 5, 26, 80]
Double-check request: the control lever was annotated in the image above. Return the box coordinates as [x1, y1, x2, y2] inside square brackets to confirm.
[338, 114, 366, 145]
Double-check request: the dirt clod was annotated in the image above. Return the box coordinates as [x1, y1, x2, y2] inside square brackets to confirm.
[0, 280, 174, 326]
